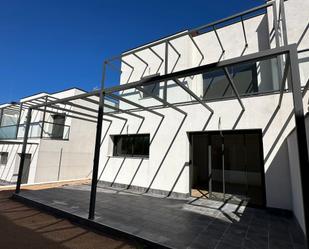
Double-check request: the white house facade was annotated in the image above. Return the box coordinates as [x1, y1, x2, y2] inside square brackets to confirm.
[93, 0, 309, 234]
[8, 0, 309, 239]
[0, 88, 98, 185]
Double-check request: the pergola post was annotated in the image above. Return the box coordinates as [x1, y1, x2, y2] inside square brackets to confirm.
[40, 96, 48, 138]
[88, 62, 106, 220]
[15, 108, 32, 194]
[15, 103, 23, 139]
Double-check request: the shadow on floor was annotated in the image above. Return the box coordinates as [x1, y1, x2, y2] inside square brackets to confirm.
[17, 185, 307, 249]
[0, 190, 137, 249]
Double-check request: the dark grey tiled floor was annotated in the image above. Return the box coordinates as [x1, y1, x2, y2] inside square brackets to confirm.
[18, 185, 306, 249]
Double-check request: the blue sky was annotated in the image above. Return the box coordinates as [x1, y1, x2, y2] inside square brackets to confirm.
[0, 0, 264, 104]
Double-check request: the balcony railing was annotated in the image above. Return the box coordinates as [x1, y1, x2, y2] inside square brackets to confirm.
[0, 121, 70, 140]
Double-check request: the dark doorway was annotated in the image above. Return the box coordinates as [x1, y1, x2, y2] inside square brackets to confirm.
[16, 153, 31, 184]
[190, 130, 265, 207]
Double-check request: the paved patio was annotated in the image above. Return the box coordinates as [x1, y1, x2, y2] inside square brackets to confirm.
[16, 184, 306, 249]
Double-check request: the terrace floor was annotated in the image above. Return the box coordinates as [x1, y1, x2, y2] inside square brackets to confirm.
[15, 184, 306, 249]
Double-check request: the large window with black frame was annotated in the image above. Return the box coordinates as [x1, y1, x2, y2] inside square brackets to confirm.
[112, 134, 150, 157]
[202, 58, 280, 100]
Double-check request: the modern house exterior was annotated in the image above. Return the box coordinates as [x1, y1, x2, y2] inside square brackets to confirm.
[0, 88, 98, 185]
[90, 0, 309, 235]
[10, 0, 309, 242]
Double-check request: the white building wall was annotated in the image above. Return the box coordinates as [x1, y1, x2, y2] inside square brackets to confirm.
[99, 92, 298, 209]
[99, 2, 309, 238]
[33, 88, 97, 182]
[0, 88, 97, 184]
[0, 141, 39, 183]
[118, 12, 273, 109]
[267, 0, 309, 86]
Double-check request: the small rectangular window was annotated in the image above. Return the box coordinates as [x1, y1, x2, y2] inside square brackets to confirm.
[0, 152, 8, 165]
[51, 114, 65, 139]
[113, 134, 150, 157]
[142, 83, 160, 98]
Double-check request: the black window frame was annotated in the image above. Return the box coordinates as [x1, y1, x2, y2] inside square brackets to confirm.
[0, 152, 8, 165]
[112, 134, 150, 158]
[202, 61, 259, 100]
[51, 114, 66, 139]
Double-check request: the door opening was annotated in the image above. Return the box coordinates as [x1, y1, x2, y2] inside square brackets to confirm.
[190, 130, 265, 207]
[15, 153, 31, 184]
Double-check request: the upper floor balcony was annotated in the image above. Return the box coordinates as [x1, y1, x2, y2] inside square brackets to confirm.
[102, 0, 308, 110]
[0, 121, 70, 140]
[0, 95, 71, 141]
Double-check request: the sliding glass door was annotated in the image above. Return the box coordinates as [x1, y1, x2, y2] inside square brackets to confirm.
[191, 130, 265, 206]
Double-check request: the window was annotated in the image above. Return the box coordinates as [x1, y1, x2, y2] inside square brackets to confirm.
[51, 114, 65, 139]
[203, 62, 258, 100]
[113, 134, 150, 157]
[0, 152, 8, 165]
[1, 112, 18, 127]
[142, 83, 160, 98]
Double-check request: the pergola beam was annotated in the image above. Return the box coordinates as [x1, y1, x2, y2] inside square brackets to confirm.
[223, 67, 245, 111]
[136, 86, 187, 116]
[107, 93, 164, 118]
[34, 108, 100, 124]
[104, 103, 144, 120]
[104, 45, 295, 95]
[45, 105, 98, 120]
[29, 91, 100, 109]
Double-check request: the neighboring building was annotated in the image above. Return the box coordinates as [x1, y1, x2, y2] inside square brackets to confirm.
[0, 88, 98, 185]
[96, 0, 309, 234]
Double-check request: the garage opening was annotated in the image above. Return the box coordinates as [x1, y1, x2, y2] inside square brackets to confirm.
[189, 130, 266, 207]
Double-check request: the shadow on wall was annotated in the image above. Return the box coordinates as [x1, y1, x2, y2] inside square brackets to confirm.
[256, 14, 276, 92]
[265, 137, 292, 210]
[96, 108, 187, 193]
[91, 16, 309, 199]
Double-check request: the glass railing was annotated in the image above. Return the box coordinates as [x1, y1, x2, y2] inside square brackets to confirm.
[0, 121, 70, 140]
[0, 125, 18, 139]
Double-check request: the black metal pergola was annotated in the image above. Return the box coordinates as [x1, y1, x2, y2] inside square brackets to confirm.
[12, 1, 309, 246]
[14, 44, 309, 243]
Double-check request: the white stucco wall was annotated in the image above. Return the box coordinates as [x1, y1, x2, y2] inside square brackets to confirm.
[0, 88, 97, 184]
[0, 141, 39, 183]
[99, 92, 298, 209]
[33, 89, 97, 182]
[118, 13, 273, 109]
[99, 1, 309, 236]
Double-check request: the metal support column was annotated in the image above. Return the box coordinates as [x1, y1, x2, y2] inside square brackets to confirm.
[88, 62, 106, 220]
[279, 0, 288, 46]
[163, 41, 168, 102]
[221, 136, 225, 201]
[0, 108, 3, 126]
[15, 108, 32, 194]
[289, 45, 309, 247]
[40, 96, 48, 138]
[15, 103, 23, 139]
[208, 145, 212, 198]
[272, 2, 283, 83]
